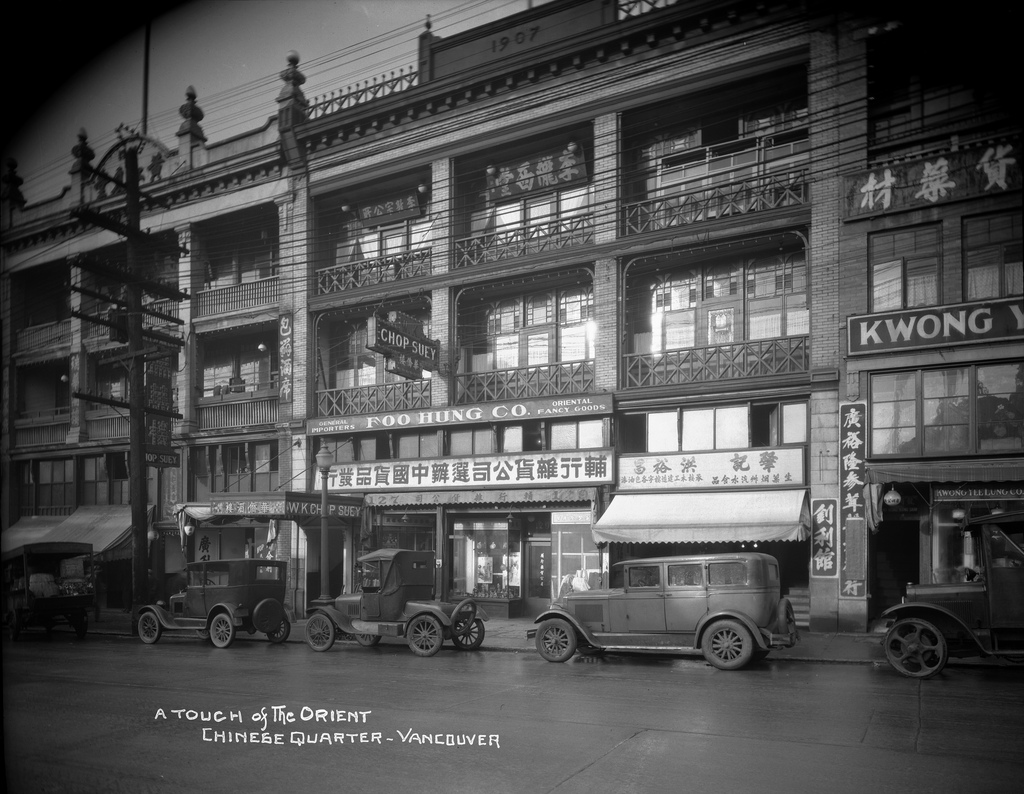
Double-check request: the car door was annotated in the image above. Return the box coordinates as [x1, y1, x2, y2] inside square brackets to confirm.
[664, 562, 707, 638]
[608, 563, 667, 632]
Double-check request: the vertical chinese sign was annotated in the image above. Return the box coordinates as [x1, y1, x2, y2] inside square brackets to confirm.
[839, 403, 867, 599]
[811, 498, 838, 578]
[145, 354, 177, 467]
[278, 313, 293, 404]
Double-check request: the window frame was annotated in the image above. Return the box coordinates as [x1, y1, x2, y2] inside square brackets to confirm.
[868, 225, 941, 312]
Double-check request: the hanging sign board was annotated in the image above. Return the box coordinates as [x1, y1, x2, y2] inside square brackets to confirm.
[366, 312, 440, 377]
[485, 146, 587, 202]
[357, 188, 422, 228]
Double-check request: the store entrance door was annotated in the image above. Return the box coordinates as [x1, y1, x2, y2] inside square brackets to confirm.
[525, 538, 551, 617]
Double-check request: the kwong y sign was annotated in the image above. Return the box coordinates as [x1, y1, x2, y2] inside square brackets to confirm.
[366, 312, 439, 379]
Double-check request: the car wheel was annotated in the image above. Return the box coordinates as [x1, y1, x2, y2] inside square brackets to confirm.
[451, 619, 485, 651]
[450, 598, 478, 637]
[209, 613, 235, 649]
[702, 619, 755, 670]
[535, 618, 578, 663]
[252, 598, 285, 634]
[305, 613, 336, 652]
[71, 613, 88, 639]
[138, 612, 162, 644]
[266, 620, 290, 644]
[777, 598, 797, 637]
[196, 628, 211, 642]
[883, 617, 948, 679]
[354, 634, 381, 647]
[407, 615, 444, 657]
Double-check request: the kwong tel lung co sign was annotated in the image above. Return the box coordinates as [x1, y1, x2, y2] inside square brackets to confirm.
[847, 297, 1024, 355]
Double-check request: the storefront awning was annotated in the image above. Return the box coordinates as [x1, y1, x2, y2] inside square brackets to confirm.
[1, 516, 67, 554]
[593, 490, 810, 544]
[865, 458, 1024, 484]
[51, 505, 153, 558]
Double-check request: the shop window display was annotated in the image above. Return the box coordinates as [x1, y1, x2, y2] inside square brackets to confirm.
[450, 520, 521, 600]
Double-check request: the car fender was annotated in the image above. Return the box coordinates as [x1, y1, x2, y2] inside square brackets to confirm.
[402, 602, 452, 627]
[309, 605, 355, 634]
[880, 602, 988, 654]
[207, 602, 246, 627]
[139, 604, 179, 630]
[695, 611, 770, 650]
[531, 607, 599, 646]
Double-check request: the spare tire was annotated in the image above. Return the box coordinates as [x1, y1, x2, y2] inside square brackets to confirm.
[252, 598, 285, 634]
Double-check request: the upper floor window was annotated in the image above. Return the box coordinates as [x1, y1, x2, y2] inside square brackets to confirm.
[620, 401, 807, 454]
[191, 442, 279, 499]
[17, 361, 70, 418]
[200, 333, 277, 397]
[471, 184, 591, 238]
[338, 216, 433, 265]
[203, 210, 278, 290]
[964, 213, 1023, 300]
[870, 363, 1023, 456]
[322, 312, 432, 390]
[870, 226, 940, 311]
[461, 286, 595, 373]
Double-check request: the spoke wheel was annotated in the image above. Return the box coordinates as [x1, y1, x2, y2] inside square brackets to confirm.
[354, 633, 381, 647]
[407, 615, 443, 657]
[304, 613, 336, 652]
[450, 599, 478, 637]
[535, 618, 578, 663]
[138, 612, 162, 644]
[266, 620, 291, 644]
[451, 618, 485, 651]
[884, 618, 948, 679]
[702, 619, 755, 670]
[209, 613, 235, 649]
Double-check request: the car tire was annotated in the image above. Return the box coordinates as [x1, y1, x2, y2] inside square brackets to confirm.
[209, 613, 235, 649]
[196, 628, 211, 642]
[450, 598, 478, 637]
[252, 598, 285, 634]
[407, 615, 444, 657]
[305, 613, 336, 652]
[266, 619, 291, 644]
[777, 597, 797, 637]
[883, 617, 948, 679]
[354, 634, 381, 647]
[138, 611, 162, 644]
[451, 618, 485, 651]
[701, 619, 755, 670]
[535, 618, 578, 663]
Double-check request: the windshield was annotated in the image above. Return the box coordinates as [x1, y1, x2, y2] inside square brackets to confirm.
[984, 525, 1024, 569]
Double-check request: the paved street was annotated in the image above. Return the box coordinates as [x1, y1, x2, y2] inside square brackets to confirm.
[4, 631, 1023, 794]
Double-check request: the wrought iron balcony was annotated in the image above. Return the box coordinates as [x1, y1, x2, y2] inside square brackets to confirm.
[622, 171, 808, 236]
[316, 248, 431, 295]
[623, 336, 809, 388]
[197, 395, 278, 430]
[454, 214, 594, 269]
[317, 380, 431, 417]
[15, 319, 71, 353]
[456, 360, 595, 404]
[195, 276, 279, 317]
[13, 408, 71, 447]
[85, 409, 129, 440]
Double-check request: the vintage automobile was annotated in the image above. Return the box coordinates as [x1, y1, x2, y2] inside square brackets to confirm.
[304, 548, 486, 657]
[3, 541, 95, 640]
[881, 509, 1024, 679]
[529, 552, 799, 670]
[138, 558, 292, 648]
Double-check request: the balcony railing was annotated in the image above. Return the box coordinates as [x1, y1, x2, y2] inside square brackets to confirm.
[456, 360, 595, 404]
[454, 214, 594, 269]
[316, 248, 431, 295]
[197, 396, 278, 430]
[16, 319, 72, 353]
[195, 276, 279, 317]
[623, 336, 809, 388]
[317, 380, 432, 417]
[143, 298, 181, 328]
[13, 409, 71, 447]
[622, 171, 808, 236]
[85, 410, 129, 440]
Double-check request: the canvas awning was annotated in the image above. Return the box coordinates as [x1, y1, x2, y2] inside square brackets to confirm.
[1, 516, 67, 554]
[593, 489, 810, 544]
[51, 505, 153, 559]
[865, 458, 1023, 484]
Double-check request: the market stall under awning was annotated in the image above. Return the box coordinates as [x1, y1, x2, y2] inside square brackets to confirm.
[2, 506, 153, 559]
[593, 489, 810, 544]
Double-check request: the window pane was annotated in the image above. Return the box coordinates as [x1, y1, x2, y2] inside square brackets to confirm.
[782, 403, 808, 444]
[977, 363, 1024, 452]
[502, 426, 523, 453]
[647, 411, 678, 452]
[922, 368, 969, 454]
[450, 430, 473, 456]
[681, 409, 714, 450]
[550, 422, 577, 450]
[871, 372, 918, 454]
[872, 259, 902, 310]
[495, 334, 519, 369]
[628, 566, 660, 588]
[578, 420, 603, 449]
[527, 331, 551, 366]
[716, 406, 748, 448]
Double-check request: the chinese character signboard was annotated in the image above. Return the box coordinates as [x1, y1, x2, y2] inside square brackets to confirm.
[145, 354, 177, 467]
[617, 448, 804, 490]
[316, 450, 613, 493]
[366, 311, 440, 379]
[358, 188, 422, 228]
[278, 313, 293, 404]
[486, 146, 588, 202]
[811, 498, 838, 578]
[848, 297, 1024, 355]
[210, 491, 362, 520]
[843, 140, 1020, 219]
[839, 403, 867, 599]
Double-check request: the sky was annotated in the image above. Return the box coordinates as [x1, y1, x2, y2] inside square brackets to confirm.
[2, 0, 544, 206]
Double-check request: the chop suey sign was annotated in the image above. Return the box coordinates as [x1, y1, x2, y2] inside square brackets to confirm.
[848, 297, 1024, 355]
